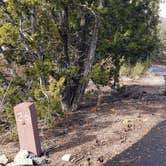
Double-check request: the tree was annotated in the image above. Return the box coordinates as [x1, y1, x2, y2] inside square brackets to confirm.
[0, 0, 160, 125]
[0, 0, 101, 115]
[97, 0, 159, 87]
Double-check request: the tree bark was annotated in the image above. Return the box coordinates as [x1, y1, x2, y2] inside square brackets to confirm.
[113, 56, 120, 89]
[63, 6, 70, 67]
[31, 6, 37, 34]
[61, 14, 99, 112]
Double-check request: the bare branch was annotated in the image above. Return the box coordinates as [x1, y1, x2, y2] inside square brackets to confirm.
[84, 14, 99, 77]
[0, 79, 13, 110]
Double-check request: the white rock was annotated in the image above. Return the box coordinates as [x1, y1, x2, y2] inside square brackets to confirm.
[8, 160, 33, 166]
[14, 150, 29, 162]
[6, 162, 19, 166]
[16, 158, 33, 165]
[0, 154, 8, 164]
[7, 159, 33, 166]
[61, 154, 72, 162]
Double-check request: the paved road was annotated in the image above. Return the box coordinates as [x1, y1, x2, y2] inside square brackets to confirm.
[148, 65, 166, 76]
[104, 65, 166, 166]
[105, 121, 166, 166]
[149, 65, 166, 88]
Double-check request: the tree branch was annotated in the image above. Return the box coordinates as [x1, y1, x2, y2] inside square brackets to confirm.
[84, 14, 99, 77]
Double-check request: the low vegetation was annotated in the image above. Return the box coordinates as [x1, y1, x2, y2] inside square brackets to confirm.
[120, 61, 151, 78]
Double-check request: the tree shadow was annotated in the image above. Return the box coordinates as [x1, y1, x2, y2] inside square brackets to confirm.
[110, 84, 166, 118]
[42, 118, 114, 154]
[164, 75, 166, 93]
[104, 120, 166, 166]
[44, 134, 96, 155]
[41, 82, 166, 156]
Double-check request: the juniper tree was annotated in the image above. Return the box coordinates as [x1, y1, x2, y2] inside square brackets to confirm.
[0, 0, 100, 114]
[97, 0, 159, 87]
[0, 0, 160, 123]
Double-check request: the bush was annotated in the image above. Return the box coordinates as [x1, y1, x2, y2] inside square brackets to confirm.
[0, 79, 27, 126]
[91, 64, 110, 85]
[120, 60, 151, 78]
[0, 76, 65, 128]
[30, 76, 65, 127]
[90, 57, 114, 86]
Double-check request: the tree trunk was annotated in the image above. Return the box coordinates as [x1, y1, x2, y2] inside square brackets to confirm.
[113, 57, 120, 89]
[61, 14, 99, 112]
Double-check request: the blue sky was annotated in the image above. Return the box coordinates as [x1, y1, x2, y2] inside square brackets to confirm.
[160, 1, 166, 18]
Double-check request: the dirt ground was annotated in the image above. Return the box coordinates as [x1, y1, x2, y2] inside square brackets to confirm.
[0, 68, 166, 166]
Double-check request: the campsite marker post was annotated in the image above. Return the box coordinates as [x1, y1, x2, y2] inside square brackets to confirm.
[14, 102, 42, 156]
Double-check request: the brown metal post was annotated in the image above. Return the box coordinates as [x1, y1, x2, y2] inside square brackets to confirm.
[14, 102, 42, 156]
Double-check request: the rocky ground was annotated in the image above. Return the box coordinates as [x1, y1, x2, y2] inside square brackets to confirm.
[0, 65, 166, 166]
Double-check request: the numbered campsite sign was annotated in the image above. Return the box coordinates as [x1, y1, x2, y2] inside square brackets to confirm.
[14, 102, 42, 156]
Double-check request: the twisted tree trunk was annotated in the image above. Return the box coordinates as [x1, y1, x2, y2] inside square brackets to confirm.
[61, 14, 99, 112]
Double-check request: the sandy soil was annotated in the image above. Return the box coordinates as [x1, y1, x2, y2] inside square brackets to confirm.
[0, 66, 166, 166]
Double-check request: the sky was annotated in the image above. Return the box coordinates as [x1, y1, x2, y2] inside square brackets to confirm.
[160, 1, 166, 18]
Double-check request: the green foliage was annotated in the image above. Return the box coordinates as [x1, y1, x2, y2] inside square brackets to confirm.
[30, 77, 65, 126]
[90, 57, 115, 86]
[160, 29, 166, 49]
[0, 76, 65, 127]
[157, 28, 166, 65]
[91, 64, 110, 85]
[0, 0, 160, 129]
[0, 79, 27, 126]
[97, 0, 159, 86]
[0, 23, 18, 45]
[120, 60, 151, 78]
[8, 128, 18, 142]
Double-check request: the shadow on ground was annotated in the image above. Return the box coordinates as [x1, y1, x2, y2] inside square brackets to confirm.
[104, 120, 166, 166]
[42, 83, 166, 155]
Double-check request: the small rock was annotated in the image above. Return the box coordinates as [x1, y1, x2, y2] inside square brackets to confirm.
[13, 150, 33, 166]
[14, 150, 29, 162]
[142, 118, 148, 122]
[98, 156, 104, 163]
[7, 160, 33, 166]
[33, 156, 47, 165]
[79, 160, 89, 166]
[122, 119, 132, 125]
[128, 123, 133, 129]
[0, 154, 8, 165]
[61, 154, 72, 162]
